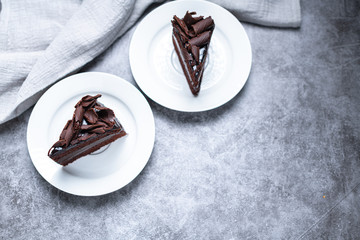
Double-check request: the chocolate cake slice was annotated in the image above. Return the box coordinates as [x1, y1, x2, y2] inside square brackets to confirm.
[48, 94, 126, 166]
[172, 11, 215, 95]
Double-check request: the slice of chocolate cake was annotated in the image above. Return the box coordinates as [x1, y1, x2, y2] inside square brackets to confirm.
[172, 11, 215, 96]
[48, 94, 126, 166]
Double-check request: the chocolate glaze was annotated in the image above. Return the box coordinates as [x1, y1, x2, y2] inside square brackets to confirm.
[48, 94, 126, 166]
[171, 11, 215, 95]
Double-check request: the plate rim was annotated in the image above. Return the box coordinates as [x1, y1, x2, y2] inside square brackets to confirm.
[27, 72, 155, 196]
[129, 0, 252, 112]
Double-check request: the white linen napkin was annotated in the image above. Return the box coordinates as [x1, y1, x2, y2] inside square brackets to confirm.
[0, 0, 301, 125]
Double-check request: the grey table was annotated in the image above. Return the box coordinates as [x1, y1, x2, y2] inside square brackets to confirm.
[1, 1, 359, 239]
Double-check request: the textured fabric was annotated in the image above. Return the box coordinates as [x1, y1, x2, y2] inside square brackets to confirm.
[210, 0, 301, 28]
[0, 0, 301, 124]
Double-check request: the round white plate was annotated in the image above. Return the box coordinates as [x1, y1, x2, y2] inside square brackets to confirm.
[130, 0, 252, 112]
[27, 72, 155, 196]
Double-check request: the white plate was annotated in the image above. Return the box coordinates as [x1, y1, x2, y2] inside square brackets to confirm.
[27, 72, 155, 196]
[130, 0, 252, 112]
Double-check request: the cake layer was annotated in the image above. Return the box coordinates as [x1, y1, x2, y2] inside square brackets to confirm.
[172, 34, 205, 95]
[50, 128, 126, 166]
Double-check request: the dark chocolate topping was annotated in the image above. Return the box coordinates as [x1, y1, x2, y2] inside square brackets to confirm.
[173, 15, 194, 38]
[191, 45, 200, 63]
[188, 30, 212, 48]
[191, 17, 214, 35]
[171, 11, 215, 95]
[183, 11, 203, 26]
[48, 94, 120, 156]
[84, 108, 98, 124]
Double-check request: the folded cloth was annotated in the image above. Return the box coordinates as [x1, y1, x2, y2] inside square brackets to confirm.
[210, 0, 301, 28]
[0, 0, 301, 125]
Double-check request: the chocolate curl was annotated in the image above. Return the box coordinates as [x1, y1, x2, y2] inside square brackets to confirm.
[59, 120, 71, 140]
[183, 11, 203, 27]
[80, 120, 111, 134]
[80, 123, 107, 131]
[73, 94, 101, 133]
[191, 16, 214, 35]
[73, 106, 85, 129]
[80, 122, 109, 134]
[84, 108, 98, 124]
[172, 23, 189, 43]
[191, 45, 200, 63]
[188, 30, 212, 47]
[96, 107, 116, 127]
[179, 44, 195, 66]
[63, 120, 75, 147]
[90, 128, 106, 134]
[50, 119, 74, 151]
[78, 94, 101, 108]
[173, 15, 195, 38]
[173, 16, 189, 35]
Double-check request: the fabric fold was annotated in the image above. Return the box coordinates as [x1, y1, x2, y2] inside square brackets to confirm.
[0, 0, 301, 125]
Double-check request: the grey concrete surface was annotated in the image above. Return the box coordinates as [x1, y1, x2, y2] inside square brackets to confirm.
[1, 0, 359, 239]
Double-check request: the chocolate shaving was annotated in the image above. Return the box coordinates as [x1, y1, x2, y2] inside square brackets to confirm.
[48, 94, 120, 155]
[191, 45, 200, 63]
[77, 94, 101, 108]
[183, 11, 203, 27]
[73, 106, 85, 130]
[95, 106, 115, 126]
[60, 120, 71, 140]
[90, 128, 106, 134]
[84, 108, 98, 124]
[173, 24, 189, 43]
[63, 121, 75, 147]
[188, 30, 212, 47]
[173, 16, 192, 37]
[191, 17, 214, 35]
[80, 123, 107, 131]
[181, 47, 193, 62]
